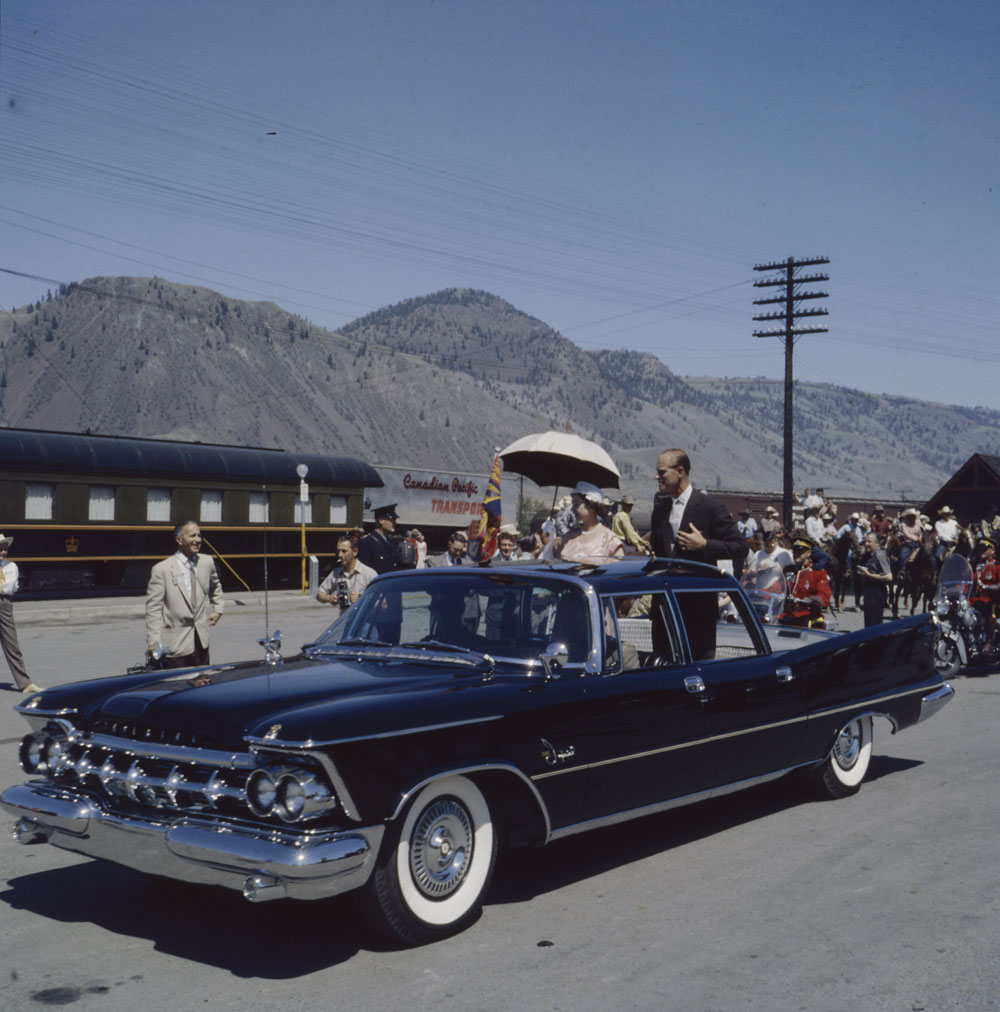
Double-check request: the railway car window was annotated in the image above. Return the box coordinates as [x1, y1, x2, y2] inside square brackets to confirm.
[88, 486, 115, 521]
[329, 495, 347, 524]
[295, 498, 313, 524]
[249, 492, 269, 523]
[200, 491, 223, 523]
[147, 489, 171, 521]
[25, 483, 53, 520]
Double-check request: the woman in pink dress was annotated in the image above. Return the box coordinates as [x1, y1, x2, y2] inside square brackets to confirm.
[558, 482, 625, 565]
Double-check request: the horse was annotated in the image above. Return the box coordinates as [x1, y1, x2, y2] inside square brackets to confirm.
[893, 531, 938, 616]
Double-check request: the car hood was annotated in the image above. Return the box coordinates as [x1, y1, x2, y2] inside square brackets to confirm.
[74, 653, 492, 748]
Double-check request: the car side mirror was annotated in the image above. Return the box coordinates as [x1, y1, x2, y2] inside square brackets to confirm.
[539, 642, 569, 681]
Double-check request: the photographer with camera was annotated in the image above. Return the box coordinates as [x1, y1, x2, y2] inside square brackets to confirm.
[317, 535, 377, 614]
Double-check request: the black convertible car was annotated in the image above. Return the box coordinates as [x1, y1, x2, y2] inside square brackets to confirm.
[3, 559, 953, 945]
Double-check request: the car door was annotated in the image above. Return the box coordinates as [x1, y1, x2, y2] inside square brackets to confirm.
[580, 594, 722, 822]
[675, 588, 806, 784]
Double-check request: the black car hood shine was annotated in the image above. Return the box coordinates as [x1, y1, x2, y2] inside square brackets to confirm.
[83, 653, 495, 748]
[79, 655, 481, 752]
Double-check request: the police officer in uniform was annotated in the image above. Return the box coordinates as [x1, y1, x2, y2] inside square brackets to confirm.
[357, 504, 405, 575]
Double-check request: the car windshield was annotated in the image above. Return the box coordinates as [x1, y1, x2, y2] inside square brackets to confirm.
[312, 572, 592, 664]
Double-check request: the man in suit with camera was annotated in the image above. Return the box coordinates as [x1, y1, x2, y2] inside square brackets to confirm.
[145, 521, 224, 668]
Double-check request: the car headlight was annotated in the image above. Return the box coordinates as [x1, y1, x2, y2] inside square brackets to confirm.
[19, 734, 45, 774]
[274, 770, 335, 823]
[19, 732, 73, 775]
[246, 767, 278, 817]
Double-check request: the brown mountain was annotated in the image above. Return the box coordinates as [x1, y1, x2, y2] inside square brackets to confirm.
[1, 277, 996, 500]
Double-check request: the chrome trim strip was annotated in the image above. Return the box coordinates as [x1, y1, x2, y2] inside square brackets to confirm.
[805, 681, 942, 723]
[531, 680, 942, 781]
[547, 763, 814, 842]
[85, 733, 255, 768]
[532, 713, 809, 780]
[245, 713, 506, 749]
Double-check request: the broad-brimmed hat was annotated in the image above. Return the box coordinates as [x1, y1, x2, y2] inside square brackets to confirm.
[373, 503, 399, 520]
[570, 481, 603, 505]
[739, 508, 751, 515]
[900, 507, 918, 519]
[764, 506, 778, 516]
[938, 505, 954, 515]
[621, 494, 635, 506]
[0, 533, 12, 549]
[849, 512, 860, 520]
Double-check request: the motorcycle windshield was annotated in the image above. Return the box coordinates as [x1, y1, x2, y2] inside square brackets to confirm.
[741, 563, 788, 623]
[936, 554, 974, 603]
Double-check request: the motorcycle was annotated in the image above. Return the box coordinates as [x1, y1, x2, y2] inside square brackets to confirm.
[740, 563, 788, 625]
[932, 554, 986, 677]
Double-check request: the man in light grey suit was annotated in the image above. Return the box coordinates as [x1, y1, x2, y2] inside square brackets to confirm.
[145, 521, 224, 668]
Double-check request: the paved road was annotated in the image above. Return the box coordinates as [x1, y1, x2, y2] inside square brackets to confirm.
[1, 593, 996, 1011]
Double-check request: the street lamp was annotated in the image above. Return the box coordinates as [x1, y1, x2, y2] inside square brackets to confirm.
[296, 464, 309, 594]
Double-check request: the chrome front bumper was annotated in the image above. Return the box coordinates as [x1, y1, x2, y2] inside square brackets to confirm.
[1, 781, 383, 903]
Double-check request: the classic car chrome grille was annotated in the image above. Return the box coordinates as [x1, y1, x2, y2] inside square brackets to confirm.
[20, 725, 338, 824]
[45, 736, 252, 815]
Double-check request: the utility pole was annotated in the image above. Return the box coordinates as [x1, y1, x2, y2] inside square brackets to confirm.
[752, 256, 829, 530]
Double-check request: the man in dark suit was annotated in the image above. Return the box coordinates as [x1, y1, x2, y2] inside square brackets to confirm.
[650, 449, 747, 565]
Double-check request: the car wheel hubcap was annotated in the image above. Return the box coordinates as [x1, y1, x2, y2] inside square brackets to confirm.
[833, 722, 861, 769]
[409, 799, 473, 898]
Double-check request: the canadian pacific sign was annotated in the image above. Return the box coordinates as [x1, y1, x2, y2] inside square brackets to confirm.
[368, 465, 517, 528]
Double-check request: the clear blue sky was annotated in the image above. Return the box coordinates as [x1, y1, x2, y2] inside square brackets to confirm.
[2, 0, 997, 409]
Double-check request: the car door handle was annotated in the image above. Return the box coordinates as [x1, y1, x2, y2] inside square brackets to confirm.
[684, 675, 706, 694]
[775, 666, 794, 683]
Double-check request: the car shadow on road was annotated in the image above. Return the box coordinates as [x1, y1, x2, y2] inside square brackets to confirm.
[1, 862, 367, 976]
[0, 757, 925, 971]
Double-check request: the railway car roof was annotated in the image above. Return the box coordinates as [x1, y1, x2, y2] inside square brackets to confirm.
[0, 428, 383, 487]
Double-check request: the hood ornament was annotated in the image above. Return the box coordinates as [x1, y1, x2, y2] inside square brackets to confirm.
[259, 630, 283, 666]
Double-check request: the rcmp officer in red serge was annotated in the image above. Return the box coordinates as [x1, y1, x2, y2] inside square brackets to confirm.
[357, 504, 405, 575]
[780, 537, 832, 629]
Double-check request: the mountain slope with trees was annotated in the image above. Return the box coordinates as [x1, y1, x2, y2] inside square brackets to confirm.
[1, 279, 995, 501]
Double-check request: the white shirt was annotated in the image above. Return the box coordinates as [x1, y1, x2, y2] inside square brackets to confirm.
[935, 518, 959, 544]
[0, 558, 19, 595]
[173, 550, 197, 598]
[804, 515, 825, 543]
[670, 485, 693, 539]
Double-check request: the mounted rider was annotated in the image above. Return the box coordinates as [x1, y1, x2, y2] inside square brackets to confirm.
[934, 506, 960, 565]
